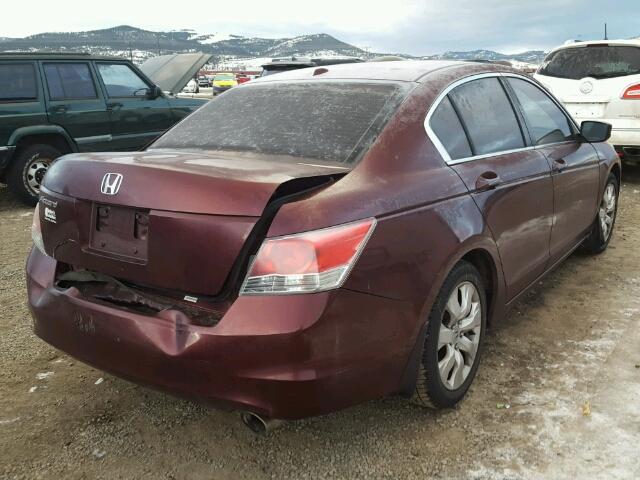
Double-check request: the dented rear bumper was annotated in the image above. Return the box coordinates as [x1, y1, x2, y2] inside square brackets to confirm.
[26, 248, 416, 419]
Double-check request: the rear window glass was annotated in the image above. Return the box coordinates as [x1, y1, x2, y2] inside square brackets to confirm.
[44, 63, 97, 100]
[430, 96, 472, 160]
[214, 74, 235, 80]
[0, 63, 37, 101]
[449, 78, 525, 156]
[152, 81, 409, 164]
[539, 45, 640, 80]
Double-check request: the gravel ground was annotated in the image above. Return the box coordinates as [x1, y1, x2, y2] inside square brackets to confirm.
[1, 167, 640, 480]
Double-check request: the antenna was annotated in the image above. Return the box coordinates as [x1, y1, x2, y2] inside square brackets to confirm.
[604, 22, 608, 40]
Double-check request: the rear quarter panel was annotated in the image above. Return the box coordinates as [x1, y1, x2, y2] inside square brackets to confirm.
[268, 77, 505, 324]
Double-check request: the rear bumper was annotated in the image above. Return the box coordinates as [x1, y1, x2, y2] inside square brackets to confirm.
[26, 248, 416, 419]
[609, 129, 640, 149]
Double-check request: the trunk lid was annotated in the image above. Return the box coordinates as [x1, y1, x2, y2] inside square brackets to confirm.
[40, 150, 348, 296]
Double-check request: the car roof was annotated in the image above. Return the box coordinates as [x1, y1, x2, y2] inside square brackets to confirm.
[547, 39, 640, 55]
[0, 52, 127, 62]
[251, 60, 514, 83]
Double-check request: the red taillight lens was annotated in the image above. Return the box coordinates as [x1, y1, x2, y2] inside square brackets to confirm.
[622, 84, 640, 99]
[241, 218, 376, 295]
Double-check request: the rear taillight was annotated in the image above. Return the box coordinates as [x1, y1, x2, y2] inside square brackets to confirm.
[622, 84, 640, 99]
[240, 218, 376, 295]
[31, 203, 47, 256]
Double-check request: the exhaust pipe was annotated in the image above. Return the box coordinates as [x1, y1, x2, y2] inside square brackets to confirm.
[240, 412, 284, 434]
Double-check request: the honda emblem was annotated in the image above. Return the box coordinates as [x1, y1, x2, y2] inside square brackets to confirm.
[100, 173, 123, 195]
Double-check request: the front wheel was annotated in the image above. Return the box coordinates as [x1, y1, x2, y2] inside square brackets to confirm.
[7, 144, 61, 206]
[413, 261, 486, 408]
[582, 173, 619, 254]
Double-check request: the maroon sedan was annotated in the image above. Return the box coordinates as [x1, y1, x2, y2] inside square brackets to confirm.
[27, 61, 620, 431]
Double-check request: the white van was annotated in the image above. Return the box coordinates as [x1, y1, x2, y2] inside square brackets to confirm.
[534, 40, 640, 159]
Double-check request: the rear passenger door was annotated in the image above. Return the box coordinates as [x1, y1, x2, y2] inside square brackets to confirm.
[505, 76, 600, 266]
[41, 61, 112, 151]
[94, 62, 174, 150]
[428, 75, 554, 300]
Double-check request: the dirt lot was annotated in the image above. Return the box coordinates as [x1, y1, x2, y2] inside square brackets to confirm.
[1, 167, 640, 480]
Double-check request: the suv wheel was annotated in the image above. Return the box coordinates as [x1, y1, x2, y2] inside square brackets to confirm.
[7, 144, 61, 206]
[412, 261, 486, 408]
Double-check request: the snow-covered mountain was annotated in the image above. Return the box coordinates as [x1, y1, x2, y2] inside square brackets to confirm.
[0, 25, 547, 67]
[0, 26, 365, 63]
[422, 49, 547, 64]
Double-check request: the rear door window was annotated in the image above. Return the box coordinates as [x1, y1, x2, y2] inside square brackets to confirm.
[429, 96, 472, 160]
[0, 63, 37, 101]
[449, 77, 525, 156]
[96, 63, 149, 97]
[507, 78, 575, 145]
[43, 63, 97, 100]
[539, 45, 640, 80]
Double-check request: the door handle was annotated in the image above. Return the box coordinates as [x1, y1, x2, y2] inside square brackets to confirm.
[107, 102, 123, 111]
[475, 171, 500, 191]
[553, 158, 567, 171]
[50, 105, 68, 113]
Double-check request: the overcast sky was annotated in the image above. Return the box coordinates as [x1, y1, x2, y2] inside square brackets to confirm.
[4, 0, 639, 55]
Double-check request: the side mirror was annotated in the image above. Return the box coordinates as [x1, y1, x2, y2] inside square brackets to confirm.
[580, 121, 612, 143]
[147, 85, 162, 99]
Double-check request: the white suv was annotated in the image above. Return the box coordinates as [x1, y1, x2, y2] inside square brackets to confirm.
[534, 40, 640, 160]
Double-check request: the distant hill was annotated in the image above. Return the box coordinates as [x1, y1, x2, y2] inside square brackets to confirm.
[0, 25, 366, 63]
[422, 48, 547, 64]
[0, 25, 546, 67]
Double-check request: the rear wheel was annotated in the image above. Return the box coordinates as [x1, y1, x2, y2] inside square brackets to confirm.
[7, 144, 61, 206]
[582, 173, 619, 254]
[413, 261, 486, 408]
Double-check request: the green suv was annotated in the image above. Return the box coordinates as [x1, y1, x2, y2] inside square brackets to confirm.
[0, 52, 209, 204]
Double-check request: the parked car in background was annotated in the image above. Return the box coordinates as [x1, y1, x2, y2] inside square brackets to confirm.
[535, 40, 640, 161]
[212, 72, 237, 94]
[0, 52, 210, 204]
[236, 74, 250, 84]
[27, 61, 619, 430]
[260, 56, 363, 76]
[182, 78, 200, 94]
[198, 75, 211, 87]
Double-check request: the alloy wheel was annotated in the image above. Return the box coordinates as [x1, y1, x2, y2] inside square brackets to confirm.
[438, 281, 482, 390]
[599, 182, 616, 241]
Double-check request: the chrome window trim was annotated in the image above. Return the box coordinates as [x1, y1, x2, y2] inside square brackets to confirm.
[424, 72, 580, 165]
[446, 146, 536, 165]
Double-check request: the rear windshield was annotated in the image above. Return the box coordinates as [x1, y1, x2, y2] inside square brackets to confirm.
[152, 81, 409, 164]
[214, 74, 235, 80]
[539, 45, 640, 80]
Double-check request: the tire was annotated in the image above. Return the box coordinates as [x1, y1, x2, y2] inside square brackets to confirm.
[582, 172, 619, 254]
[7, 144, 61, 206]
[413, 261, 487, 408]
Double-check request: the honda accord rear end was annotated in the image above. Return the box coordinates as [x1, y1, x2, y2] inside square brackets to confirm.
[27, 74, 425, 420]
